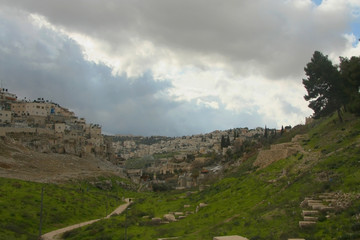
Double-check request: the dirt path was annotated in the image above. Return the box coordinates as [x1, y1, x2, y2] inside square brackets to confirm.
[41, 198, 133, 240]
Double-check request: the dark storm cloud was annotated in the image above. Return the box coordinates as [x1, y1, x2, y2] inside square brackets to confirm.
[0, 0, 355, 80]
[0, 9, 174, 135]
[0, 8, 266, 136]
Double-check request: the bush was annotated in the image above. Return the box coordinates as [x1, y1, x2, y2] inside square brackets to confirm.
[62, 228, 80, 239]
[95, 234, 112, 240]
[351, 223, 360, 231]
[152, 183, 172, 192]
[250, 236, 262, 240]
[339, 233, 360, 240]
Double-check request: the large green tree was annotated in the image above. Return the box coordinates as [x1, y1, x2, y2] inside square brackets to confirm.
[302, 51, 344, 120]
[339, 56, 360, 115]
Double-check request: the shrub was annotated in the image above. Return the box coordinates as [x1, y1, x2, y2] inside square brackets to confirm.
[62, 228, 80, 239]
[351, 223, 360, 231]
[152, 183, 172, 192]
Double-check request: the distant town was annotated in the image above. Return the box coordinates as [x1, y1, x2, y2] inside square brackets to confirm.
[0, 88, 106, 157]
[0, 88, 293, 190]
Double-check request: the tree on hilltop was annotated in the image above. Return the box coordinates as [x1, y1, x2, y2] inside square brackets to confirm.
[221, 136, 225, 149]
[264, 125, 268, 138]
[220, 135, 231, 149]
[303, 51, 345, 121]
[339, 56, 360, 115]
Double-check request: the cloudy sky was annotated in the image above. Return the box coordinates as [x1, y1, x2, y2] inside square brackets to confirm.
[0, 0, 359, 136]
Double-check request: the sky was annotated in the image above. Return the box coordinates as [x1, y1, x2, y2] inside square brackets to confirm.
[0, 0, 359, 136]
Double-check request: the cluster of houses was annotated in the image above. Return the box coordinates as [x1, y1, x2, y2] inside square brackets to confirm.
[115, 126, 299, 190]
[113, 127, 265, 160]
[0, 88, 107, 157]
[117, 128, 266, 190]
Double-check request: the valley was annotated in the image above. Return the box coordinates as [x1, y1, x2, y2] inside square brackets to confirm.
[1, 112, 359, 239]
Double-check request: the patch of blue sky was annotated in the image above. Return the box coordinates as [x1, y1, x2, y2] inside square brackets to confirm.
[350, 5, 360, 46]
[350, 22, 360, 47]
[351, 22, 360, 37]
[312, 0, 322, 6]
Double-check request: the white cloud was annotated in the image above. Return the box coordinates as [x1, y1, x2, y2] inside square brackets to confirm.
[196, 99, 219, 109]
[292, 0, 315, 9]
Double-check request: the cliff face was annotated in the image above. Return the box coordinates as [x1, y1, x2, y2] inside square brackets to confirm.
[4, 131, 110, 159]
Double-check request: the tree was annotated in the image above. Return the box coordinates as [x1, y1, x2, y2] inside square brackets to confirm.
[220, 135, 231, 149]
[220, 136, 225, 149]
[226, 135, 231, 147]
[339, 56, 360, 115]
[264, 125, 268, 138]
[303, 51, 344, 120]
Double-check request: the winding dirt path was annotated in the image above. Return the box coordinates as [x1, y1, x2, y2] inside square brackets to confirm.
[41, 198, 133, 240]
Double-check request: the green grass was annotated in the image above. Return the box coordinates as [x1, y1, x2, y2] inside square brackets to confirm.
[0, 176, 137, 240]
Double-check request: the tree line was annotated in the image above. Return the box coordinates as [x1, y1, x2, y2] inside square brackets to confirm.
[303, 51, 360, 121]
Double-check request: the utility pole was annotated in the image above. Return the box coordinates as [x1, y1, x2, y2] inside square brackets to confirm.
[124, 207, 129, 240]
[105, 192, 108, 217]
[38, 186, 44, 239]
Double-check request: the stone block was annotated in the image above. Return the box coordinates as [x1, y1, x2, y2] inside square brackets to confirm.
[151, 217, 162, 223]
[213, 236, 248, 240]
[303, 216, 318, 221]
[299, 221, 316, 228]
[163, 214, 176, 222]
[302, 210, 318, 216]
[199, 203, 208, 208]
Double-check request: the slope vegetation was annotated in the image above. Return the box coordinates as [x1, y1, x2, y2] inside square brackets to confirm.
[62, 113, 360, 240]
[0, 176, 138, 240]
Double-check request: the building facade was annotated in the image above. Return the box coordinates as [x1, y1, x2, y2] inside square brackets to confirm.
[0, 110, 11, 124]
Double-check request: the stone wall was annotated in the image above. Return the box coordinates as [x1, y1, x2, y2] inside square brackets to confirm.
[0, 127, 54, 137]
[253, 136, 305, 169]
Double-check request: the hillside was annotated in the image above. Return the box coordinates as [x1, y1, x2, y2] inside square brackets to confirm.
[58, 112, 360, 239]
[0, 137, 124, 183]
[1, 112, 359, 240]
